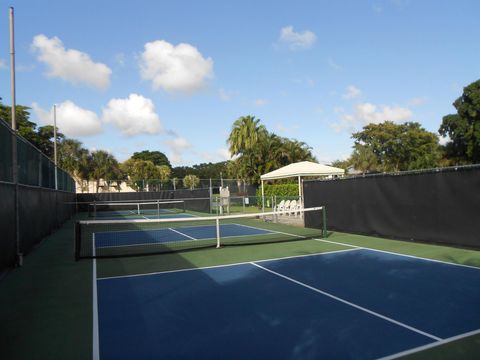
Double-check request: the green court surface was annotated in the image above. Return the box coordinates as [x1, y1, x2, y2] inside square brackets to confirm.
[1, 214, 480, 359]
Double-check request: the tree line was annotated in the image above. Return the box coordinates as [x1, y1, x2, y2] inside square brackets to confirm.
[1, 79, 478, 190]
[332, 79, 480, 174]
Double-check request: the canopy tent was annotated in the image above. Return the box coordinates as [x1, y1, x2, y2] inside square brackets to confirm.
[259, 161, 345, 211]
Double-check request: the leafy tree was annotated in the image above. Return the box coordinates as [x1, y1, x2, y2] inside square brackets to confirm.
[183, 174, 200, 190]
[330, 159, 350, 170]
[352, 121, 441, 172]
[132, 150, 171, 168]
[121, 158, 158, 191]
[349, 144, 378, 175]
[58, 139, 91, 189]
[0, 103, 64, 158]
[90, 150, 122, 192]
[226, 116, 316, 184]
[147, 165, 171, 191]
[439, 79, 480, 164]
[172, 162, 228, 179]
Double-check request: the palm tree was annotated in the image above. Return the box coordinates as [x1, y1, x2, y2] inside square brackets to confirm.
[90, 150, 121, 192]
[227, 115, 267, 155]
[183, 174, 200, 190]
[156, 165, 171, 190]
[58, 139, 92, 191]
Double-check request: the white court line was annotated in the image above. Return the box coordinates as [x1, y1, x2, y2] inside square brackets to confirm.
[97, 248, 359, 281]
[377, 328, 480, 360]
[168, 227, 197, 241]
[92, 234, 100, 360]
[312, 238, 480, 271]
[251, 262, 441, 342]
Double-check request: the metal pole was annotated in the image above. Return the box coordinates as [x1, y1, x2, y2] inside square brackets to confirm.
[10, 7, 16, 132]
[261, 180, 265, 213]
[53, 104, 58, 190]
[209, 178, 212, 213]
[10, 7, 21, 266]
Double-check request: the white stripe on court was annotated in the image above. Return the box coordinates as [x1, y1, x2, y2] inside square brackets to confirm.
[97, 248, 359, 281]
[251, 262, 442, 342]
[92, 234, 100, 360]
[168, 227, 197, 241]
[377, 328, 480, 360]
[312, 238, 480, 271]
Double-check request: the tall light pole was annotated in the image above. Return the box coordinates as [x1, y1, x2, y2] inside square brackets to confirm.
[54, 104, 58, 190]
[10, 6, 21, 266]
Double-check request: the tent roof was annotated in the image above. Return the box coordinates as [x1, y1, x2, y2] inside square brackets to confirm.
[260, 161, 345, 181]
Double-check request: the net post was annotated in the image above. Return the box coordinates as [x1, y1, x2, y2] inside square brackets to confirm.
[157, 200, 160, 217]
[137, 203, 140, 215]
[215, 218, 221, 248]
[322, 206, 327, 238]
[74, 221, 81, 261]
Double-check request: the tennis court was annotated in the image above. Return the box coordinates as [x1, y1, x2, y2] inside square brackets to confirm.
[2, 205, 480, 360]
[94, 246, 480, 359]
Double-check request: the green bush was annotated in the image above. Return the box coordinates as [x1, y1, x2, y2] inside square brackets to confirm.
[256, 183, 299, 208]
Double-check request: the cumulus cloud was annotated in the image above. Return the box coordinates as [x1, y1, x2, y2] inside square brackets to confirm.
[408, 97, 428, 106]
[102, 94, 162, 136]
[279, 26, 316, 50]
[31, 34, 111, 89]
[327, 58, 342, 70]
[218, 88, 238, 102]
[217, 148, 231, 160]
[332, 103, 413, 132]
[31, 101, 102, 137]
[254, 98, 268, 106]
[139, 40, 213, 94]
[276, 123, 299, 134]
[165, 136, 192, 164]
[343, 85, 362, 100]
[438, 135, 450, 146]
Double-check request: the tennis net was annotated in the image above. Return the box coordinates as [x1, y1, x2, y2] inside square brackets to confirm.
[87, 200, 186, 218]
[75, 206, 327, 259]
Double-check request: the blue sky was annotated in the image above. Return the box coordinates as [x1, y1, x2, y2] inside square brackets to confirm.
[1, 0, 479, 166]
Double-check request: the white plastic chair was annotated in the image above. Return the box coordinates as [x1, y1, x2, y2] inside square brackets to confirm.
[281, 200, 291, 215]
[274, 199, 285, 213]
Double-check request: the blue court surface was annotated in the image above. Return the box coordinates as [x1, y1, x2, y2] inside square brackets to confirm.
[95, 248, 480, 359]
[94, 213, 195, 221]
[95, 223, 273, 248]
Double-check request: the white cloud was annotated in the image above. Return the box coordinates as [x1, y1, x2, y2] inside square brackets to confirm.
[139, 40, 213, 94]
[114, 53, 126, 66]
[219, 88, 238, 102]
[102, 94, 162, 136]
[279, 26, 316, 50]
[254, 98, 268, 106]
[408, 97, 428, 106]
[438, 135, 450, 146]
[343, 85, 362, 100]
[165, 136, 192, 165]
[327, 58, 342, 70]
[31, 34, 111, 89]
[31, 101, 102, 137]
[332, 102, 413, 132]
[276, 123, 299, 134]
[217, 148, 231, 160]
[0, 58, 7, 69]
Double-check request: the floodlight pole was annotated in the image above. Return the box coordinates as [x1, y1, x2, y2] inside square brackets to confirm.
[9, 7, 16, 132]
[53, 104, 58, 190]
[10, 6, 21, 266]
